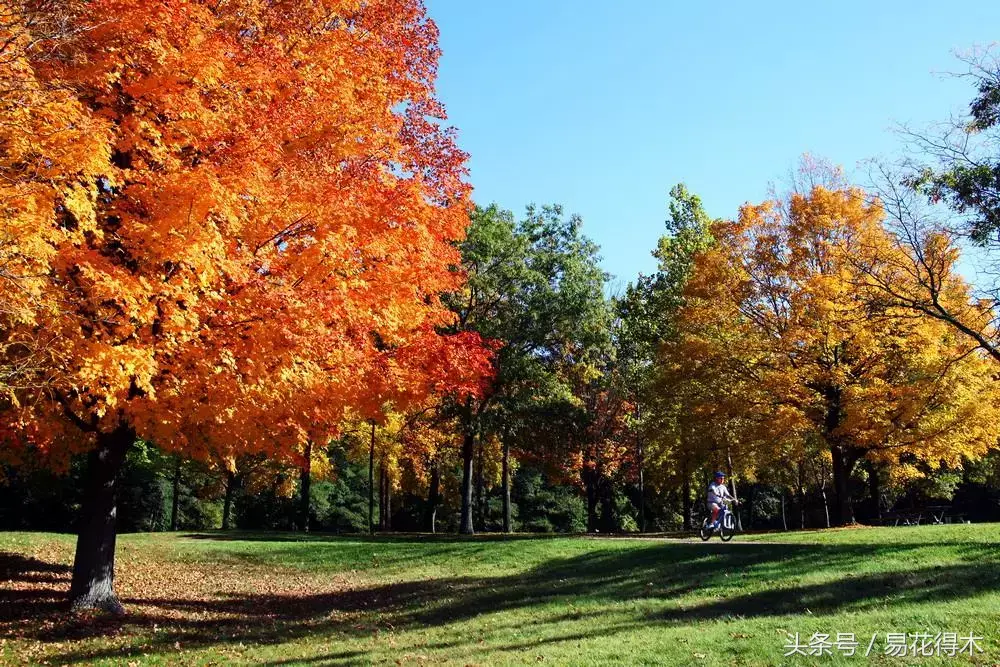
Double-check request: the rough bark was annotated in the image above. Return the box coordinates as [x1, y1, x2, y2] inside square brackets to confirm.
[69, 425, 134, 613]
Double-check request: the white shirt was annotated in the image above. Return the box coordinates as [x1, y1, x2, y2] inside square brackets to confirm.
[708, 482, 732, 505]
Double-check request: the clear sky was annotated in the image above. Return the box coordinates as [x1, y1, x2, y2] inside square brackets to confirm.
[424, 0, 1000, 291]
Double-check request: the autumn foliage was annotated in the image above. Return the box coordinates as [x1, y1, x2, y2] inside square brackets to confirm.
[0, 0, 492, 609]
[653, 184, 1000, 524]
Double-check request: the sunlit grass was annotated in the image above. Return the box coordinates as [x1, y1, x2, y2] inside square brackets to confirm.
[1, 525, 998, 665]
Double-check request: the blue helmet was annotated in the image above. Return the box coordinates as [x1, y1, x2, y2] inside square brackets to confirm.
[713, 471, 725, 480]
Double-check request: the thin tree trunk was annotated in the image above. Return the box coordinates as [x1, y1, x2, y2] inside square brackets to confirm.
[170, 456, 181, 532]
[70, 425, 134, 613]
[820, 476, 831, 529]
[222, 470, 236, 530]
[459, 413, 476, 535]
[635, 405, 645, 533]
[474, 436, 484, 530]
[502, 439, 511, 533]
[681, 468, 692, 531]
[379, 463, 387, 530]
[797, 461, 807, 530]
[781, 489, 788, 531]
[583, 463, 598, 533]
[726, 448, 742, 531]
[599, 475, 615, 533]
[637, 438, 645, 533]
[299, 440, 312, 532]
[426, 459, 440, 534]
[368, 422, 375, 535]
[385, 468, 392, 531]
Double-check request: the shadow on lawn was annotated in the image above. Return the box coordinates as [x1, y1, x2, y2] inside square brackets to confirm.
[5, 540, 999, 665]
[0, 552, 70, 621]
[182, 530, 567, 543]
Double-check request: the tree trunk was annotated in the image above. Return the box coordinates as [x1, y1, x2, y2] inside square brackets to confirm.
[368, 422, 375, 535]
[583, 464, 598, 533]
[299, 440, 312, 532]
[170, 456, 181, 531]
[599, 476, 615, 533]
[222, 470, 236, 530]
[820, 476, 831, 529]
[823, 384, 856, 527]
[831, 446, 856, 526]
[726, 448, 742, 531]
[459, 419, 476, 535]
[682, 469, 692, 531]
[379, 463, 387, 530]
[474, 436, 485, 530]
[797, 461, 807, 530]
[866, 459, 881, 523]
[637, 438, 645, 533]
[502, 439, 511, 533]
[781, 489, 788, 531]
[426, 459, 440, 534]
[69, 425, 134, 613]
[385, 468, 392, 531]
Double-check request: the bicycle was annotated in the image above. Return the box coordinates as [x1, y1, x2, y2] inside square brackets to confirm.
[699, 500, 738, 542]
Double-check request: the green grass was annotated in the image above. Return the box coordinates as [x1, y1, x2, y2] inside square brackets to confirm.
[1, 525, 998, 665]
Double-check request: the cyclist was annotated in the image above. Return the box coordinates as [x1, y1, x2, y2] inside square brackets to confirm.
[707, 471, 735, 529]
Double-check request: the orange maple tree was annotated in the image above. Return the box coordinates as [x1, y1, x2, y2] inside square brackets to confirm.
[0, 0, 491, 611]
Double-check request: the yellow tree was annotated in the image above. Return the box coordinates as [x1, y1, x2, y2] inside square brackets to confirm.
[659, 185, 1000, 525]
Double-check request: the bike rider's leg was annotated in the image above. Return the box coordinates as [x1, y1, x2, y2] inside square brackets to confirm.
[710, 503, 720, 527]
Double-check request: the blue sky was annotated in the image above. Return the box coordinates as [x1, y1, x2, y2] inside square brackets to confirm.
[424, 0, 1000, 290]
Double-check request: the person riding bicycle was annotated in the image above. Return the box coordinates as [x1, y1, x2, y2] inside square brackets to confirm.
[707, 471, 734, 529]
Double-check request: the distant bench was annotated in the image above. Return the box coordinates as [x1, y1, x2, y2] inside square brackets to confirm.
[880, 506, 967, 526]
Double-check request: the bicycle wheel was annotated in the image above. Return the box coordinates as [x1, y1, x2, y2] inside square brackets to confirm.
[698, 519, 712, 541]
[719, 512, 735, 542]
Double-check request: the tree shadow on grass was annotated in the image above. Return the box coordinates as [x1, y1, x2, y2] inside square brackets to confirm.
[0, 552, 70, 621]
[182, 530, 565, 544]
[5, 541, 998, 665]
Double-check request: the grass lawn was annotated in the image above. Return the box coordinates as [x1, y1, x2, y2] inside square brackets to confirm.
[1, 525, 998, 665]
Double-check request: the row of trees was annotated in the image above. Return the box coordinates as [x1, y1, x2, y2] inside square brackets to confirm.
[5, 1, 1000, 614]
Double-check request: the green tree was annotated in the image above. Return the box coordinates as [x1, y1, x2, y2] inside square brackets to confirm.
[615, 184, 715, 529]
[447, 204, 608, 533]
